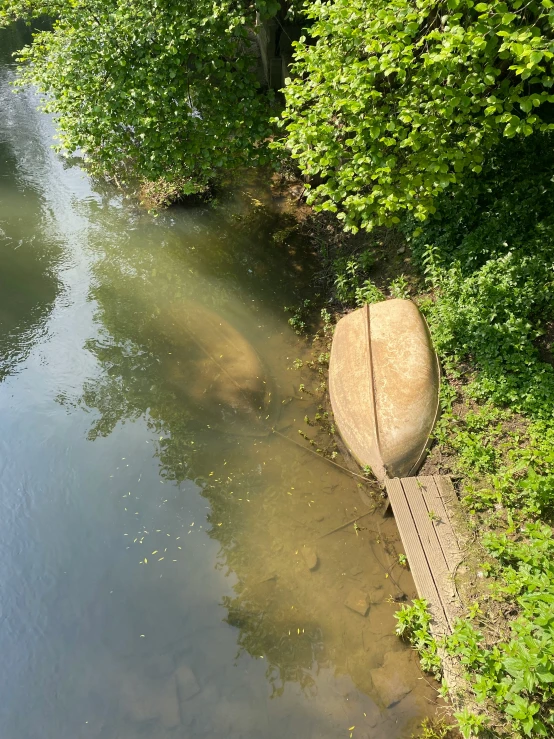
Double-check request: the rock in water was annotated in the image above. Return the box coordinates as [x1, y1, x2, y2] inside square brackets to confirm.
[302, 547, 319, 571]
[370, 651, 415, 707]
[157, 300, 272, 432]
[344, 588, 370, 616]
[175, 664, 201, 703]
[120, 675, 158, 723]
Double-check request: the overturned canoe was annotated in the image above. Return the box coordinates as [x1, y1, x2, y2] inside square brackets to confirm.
[329, 299, 440, 482]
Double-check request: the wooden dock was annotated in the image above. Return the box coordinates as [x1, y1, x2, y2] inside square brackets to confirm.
[385, 475, 463, 636]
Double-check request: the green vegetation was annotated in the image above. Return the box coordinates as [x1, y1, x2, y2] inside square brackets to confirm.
[333, 251, 385, 306]
[389, 134, 554, 738]
[411, 717, 457, 739]
[0, 0, 277, 203]
[280, 0, 554, 231]
[395, 598, 442, 678]
[6, 0, 554, 223]
[3, 0, 554, 734]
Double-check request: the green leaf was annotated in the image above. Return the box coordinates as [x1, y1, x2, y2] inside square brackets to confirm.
[501, 12, 517, 24]
[520, 98, 533, 113]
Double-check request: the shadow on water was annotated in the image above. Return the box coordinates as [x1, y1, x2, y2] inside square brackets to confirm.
[65, 191, 441, 737]
[0, 21, 441, 739]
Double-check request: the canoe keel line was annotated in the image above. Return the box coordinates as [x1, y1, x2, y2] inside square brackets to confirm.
[329, 299, 441, 483]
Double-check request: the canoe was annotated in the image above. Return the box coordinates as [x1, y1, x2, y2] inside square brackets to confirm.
[157, 300, 273, 432]
[329, 299, 440, 482]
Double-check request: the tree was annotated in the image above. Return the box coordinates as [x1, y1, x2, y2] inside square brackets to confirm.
[278, 0, 554, 231]
[0, 0, 278, 202]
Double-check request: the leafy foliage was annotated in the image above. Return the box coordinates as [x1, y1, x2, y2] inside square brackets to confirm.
[395, 599, 442, 677]
[395, 131, 554, 737]
[279, 0, 554, 231]
[332, 250, 385, 306]
[411, 717, 456, 739]
[444, 524, 554, 737]
[411, 134, 554, 420]
[0, 0, 276, 194]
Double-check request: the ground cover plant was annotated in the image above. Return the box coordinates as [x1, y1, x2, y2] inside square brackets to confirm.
[392, 133, 554, 738]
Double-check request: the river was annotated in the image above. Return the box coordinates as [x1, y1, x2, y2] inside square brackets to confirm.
[0, 22, 438, 739]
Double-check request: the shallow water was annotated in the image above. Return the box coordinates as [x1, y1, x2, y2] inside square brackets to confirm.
[0, 22, 438, 739]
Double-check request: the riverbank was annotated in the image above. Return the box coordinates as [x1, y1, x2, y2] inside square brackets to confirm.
[263, 142, 554, 739]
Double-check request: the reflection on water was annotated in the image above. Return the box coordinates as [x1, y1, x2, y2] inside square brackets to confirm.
[0, 21, 438, 739]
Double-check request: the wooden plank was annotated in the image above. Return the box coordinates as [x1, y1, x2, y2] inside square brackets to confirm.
[435, 476, 467, 561]
[401, 477, 458, 630]
[417, 476, 462, 573]
[385, 478, 450, 636]
[435, 475, 457, 507]
[435, 476, 464, 544]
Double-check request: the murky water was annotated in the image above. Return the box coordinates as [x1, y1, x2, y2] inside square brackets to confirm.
[0, 22, 438, 739]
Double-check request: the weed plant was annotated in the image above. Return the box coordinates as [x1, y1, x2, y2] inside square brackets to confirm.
[395, 133, 554, 738]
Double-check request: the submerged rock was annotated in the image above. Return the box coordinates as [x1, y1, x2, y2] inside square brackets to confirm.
[175, 664, 201, 702]
[302, 547, 319, 571]
[120, 675, 158, 723]
[257, 571, 278, 584]
[370, 651, 414, 707]
[344, 588, 370, 616]
[157, 300, 273, 433]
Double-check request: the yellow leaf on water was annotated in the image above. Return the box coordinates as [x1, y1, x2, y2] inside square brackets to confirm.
[144, 558, 148, 564]
[349, 727, 355, 731]
[152, 551, 158, 555]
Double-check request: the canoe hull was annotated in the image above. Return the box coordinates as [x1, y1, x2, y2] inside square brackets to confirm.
[329, 300, 440, 482]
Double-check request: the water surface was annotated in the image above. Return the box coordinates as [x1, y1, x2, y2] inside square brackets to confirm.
[0, 23, 438, 739]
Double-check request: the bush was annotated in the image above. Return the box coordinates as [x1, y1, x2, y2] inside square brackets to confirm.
[1, 0, 277, 194]
[411, 133, 554, 419]
[279, 0, 554, 231]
